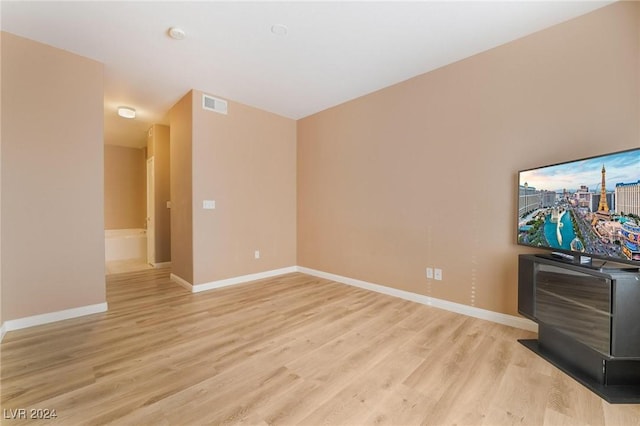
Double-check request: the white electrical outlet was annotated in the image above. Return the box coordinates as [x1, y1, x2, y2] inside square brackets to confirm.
[203, 200, 216, 209]
[426, 267, 434, 279]
[434, 268, 443, 281]
[254, 250, 260, 259]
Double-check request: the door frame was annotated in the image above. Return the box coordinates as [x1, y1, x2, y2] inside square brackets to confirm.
[146, 157, 155, 266]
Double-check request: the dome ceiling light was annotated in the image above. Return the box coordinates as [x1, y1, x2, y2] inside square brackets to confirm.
[117, 106, 136, 119]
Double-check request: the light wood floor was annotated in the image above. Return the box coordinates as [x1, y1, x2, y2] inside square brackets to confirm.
[1, 269, 639, 425]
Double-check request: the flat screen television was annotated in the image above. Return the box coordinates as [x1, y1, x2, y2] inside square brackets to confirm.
[517, 147, 640, 267]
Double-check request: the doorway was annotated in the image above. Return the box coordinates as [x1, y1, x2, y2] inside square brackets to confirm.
[104, 144, 153, 274]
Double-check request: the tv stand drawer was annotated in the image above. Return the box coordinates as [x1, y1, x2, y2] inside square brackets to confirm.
[535, 264, 611, 355]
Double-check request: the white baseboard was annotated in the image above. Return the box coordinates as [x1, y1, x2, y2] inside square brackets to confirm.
[170, 273, 193, 291]
[297, 266, 537, 332]
[153, 261, 172, 268]
[0, 267, 536, 341]
[174, 265, 536, 332]
[192, 266, 298, 293]
[1, 303, 109, 337]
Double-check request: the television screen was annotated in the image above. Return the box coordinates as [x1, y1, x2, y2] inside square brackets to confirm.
[518, 148, 640, 265]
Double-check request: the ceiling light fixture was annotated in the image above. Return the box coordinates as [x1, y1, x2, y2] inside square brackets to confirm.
[117, 106, 136, 119]
[168, 27, 186, 40]
[271, 24, 288, 36]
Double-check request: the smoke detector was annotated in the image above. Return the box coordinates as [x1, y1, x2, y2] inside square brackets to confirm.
[168, 27, 186, 40]
[271, 24, 288, 36]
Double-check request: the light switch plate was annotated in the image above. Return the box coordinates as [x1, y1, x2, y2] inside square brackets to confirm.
[426, 267, 433, 279]
[434, 268, 442, 281]
[203, 200, 216, 209]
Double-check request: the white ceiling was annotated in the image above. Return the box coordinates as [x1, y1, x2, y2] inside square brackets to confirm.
[1, 1, 613, 148]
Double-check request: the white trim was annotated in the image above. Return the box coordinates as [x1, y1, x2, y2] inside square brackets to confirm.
[170, 273, 193, 291]
[2, 303, 108, 334]
[297, 266, 537, 332]
[192, 266, 298, 293]
[0, 267, 535, 340]
[153, 261, 172, 268]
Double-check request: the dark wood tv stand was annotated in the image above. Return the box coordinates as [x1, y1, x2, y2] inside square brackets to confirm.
[518, 254, 640, 403]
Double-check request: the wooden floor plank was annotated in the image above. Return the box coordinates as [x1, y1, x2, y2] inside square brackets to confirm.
[1, 268, 638, 425]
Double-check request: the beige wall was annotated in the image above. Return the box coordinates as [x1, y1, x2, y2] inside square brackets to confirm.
[169, 91, 297, 285]
[297, 2, 640, 316]
[147, 124, 171, 263]
[104, 145, 146, 230]
[169, 92, 194, 283]
[191, 91, 297, 284]
[0, 32, 3, 325]
[1, 32, 105, 320]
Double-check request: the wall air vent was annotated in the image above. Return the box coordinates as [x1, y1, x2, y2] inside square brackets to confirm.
[202, 94, 228, 115]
